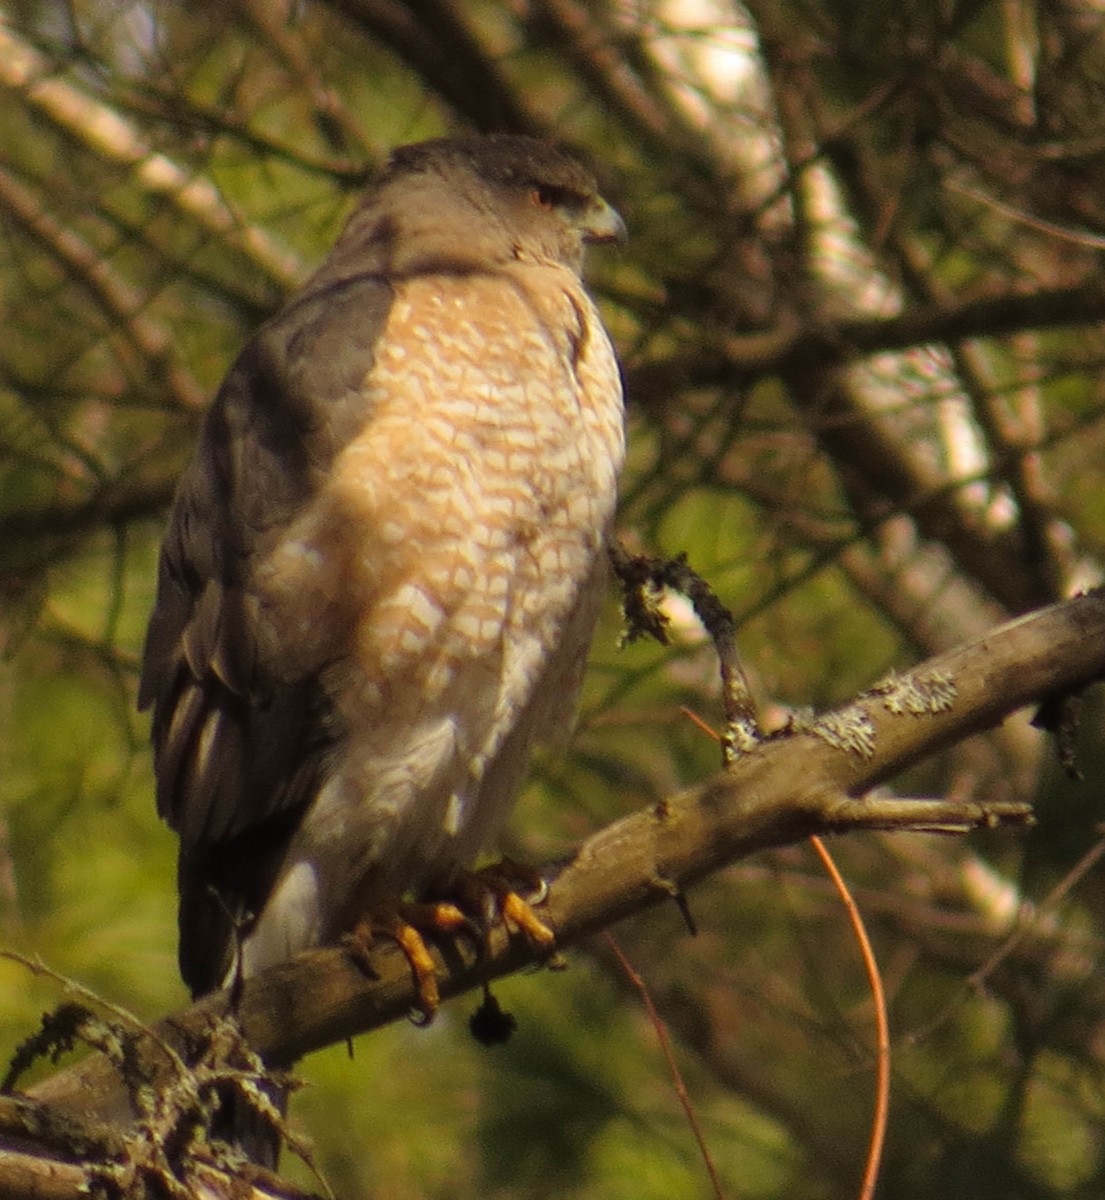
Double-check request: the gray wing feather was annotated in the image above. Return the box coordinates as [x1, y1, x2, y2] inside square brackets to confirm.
[140, 272, 394, 993]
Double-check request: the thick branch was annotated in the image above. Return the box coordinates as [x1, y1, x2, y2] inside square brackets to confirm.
[0, 480, 179, 544]
[627, 283, 1105, 397]
[25, 589, 1105, 1129]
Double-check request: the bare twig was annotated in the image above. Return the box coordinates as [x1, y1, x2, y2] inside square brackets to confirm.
[809, 837, 889, 1200]
[605, 935, 725, 1200]
[609, 543, 760, 757]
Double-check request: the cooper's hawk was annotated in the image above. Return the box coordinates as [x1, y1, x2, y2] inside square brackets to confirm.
[140, 135, 626, 1003]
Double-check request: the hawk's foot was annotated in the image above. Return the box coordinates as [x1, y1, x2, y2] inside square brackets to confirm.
[342, 864, 555, 1024]
[342, 901, 476, 1021]
[449, 858, 556, 950]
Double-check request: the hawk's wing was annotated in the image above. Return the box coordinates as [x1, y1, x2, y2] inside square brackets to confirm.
[139, 272, 392, 993]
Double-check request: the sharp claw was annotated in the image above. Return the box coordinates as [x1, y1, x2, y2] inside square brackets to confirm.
[346, 862, 556, 1026]
[343, 912, 442, 1018]
[393, 918, 441, 1016]
[499, 890, 556, 947]
[472, 860, 556, 949]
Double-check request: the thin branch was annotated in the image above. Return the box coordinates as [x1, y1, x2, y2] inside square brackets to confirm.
[0, 20, 302, 293]
[887, 233, 1070, 601]
[605, 935, 725, 1200]
[533, 0, 717, 175]
[318, 0, 537, 135]
[809, 836, 889, 1200]
[234, 0, 372, 161]
[909, 830, 1105, 1044]
[609, 543, 760, 756]
[0, 164, 205, 412]
[785, 366, 1052, 615]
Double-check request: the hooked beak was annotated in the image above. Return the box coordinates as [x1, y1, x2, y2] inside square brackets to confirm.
[581, 196, 627, 245]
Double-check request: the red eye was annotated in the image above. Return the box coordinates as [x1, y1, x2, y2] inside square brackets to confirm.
[532, 184, 578, 210]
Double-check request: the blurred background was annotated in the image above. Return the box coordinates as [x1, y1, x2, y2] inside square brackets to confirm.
[3, 2, 1105, 1196]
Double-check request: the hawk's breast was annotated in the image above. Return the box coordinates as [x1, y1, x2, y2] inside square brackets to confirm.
[247, 264, 623, 941]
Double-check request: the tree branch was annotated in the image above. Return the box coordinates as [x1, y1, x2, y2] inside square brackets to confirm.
[627, 283, 1105, 396]
[0, 21, 302, 294]
[0, 166, 206, 413]
[319, 0, 538, 136]
[24, 589, 1105, 1136]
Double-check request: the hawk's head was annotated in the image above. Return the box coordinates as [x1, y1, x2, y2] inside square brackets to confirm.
[327, 134, 625, 281]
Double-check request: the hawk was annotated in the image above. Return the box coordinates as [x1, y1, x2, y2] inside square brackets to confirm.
[140, 135, 626, 1003]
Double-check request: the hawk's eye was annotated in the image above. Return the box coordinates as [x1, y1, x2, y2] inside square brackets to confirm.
[532, 184, 578, 211]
